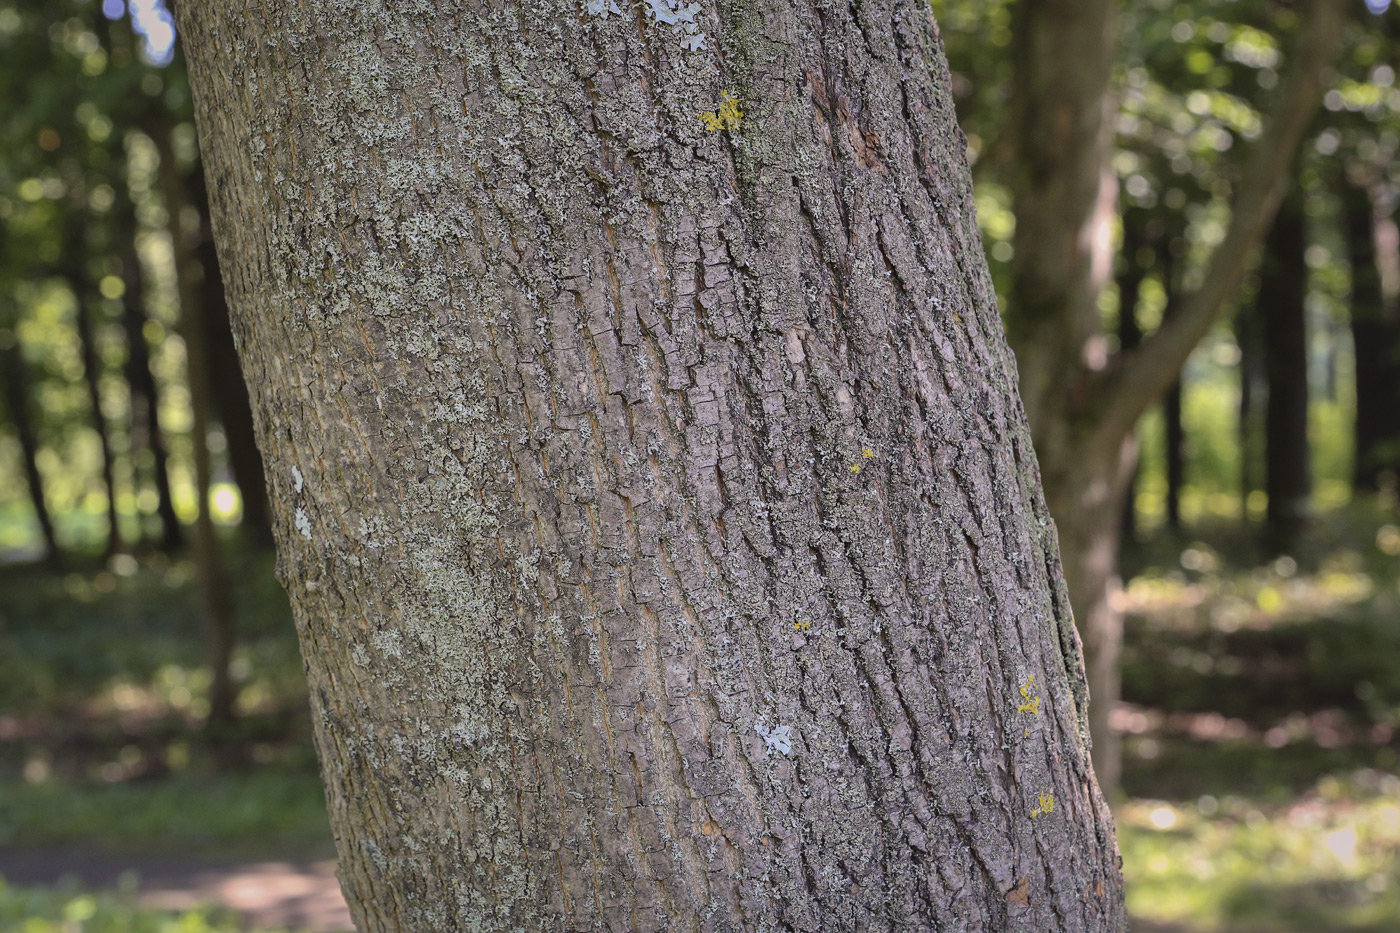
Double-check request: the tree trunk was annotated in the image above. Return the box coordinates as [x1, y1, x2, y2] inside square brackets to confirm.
[116, 190, 185, 551]
[0, 329, 61, 565]
[176, 2, 1125, 930]
[149, 125, 240, 731]
[1115, 214, 1148, 546]
[1345, 180, 1400, 494]
[1236, 304, 1262, 519]
[1002, 0, 1344, 797]
[1160, 263, 1184, 534]
[67, 224, 124, 557]
[1261, 192, 1310, 549]
[193, 165, 275, 548]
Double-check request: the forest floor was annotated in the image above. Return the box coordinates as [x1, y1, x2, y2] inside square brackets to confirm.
[1, 505, 1398, 931]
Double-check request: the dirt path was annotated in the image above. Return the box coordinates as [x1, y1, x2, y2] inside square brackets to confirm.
[0, 848, 353, 932]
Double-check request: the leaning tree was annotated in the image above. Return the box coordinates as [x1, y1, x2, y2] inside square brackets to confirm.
[175, 1, 1125, 929]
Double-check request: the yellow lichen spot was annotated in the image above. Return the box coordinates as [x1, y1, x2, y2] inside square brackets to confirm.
[1030, 792, 1055, 819]
[1017, 674, 1041, 715]
[862, 447, 875, 459]
[698, 91, 743, 133]
[793, 619, 811, 632]
[849, 464, 861, 474]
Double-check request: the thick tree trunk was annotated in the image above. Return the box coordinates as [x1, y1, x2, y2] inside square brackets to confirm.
[1005, 0, 1119, 429]
[1002, 0, 1343, 797]
[1261, 193, 1310, 549]
[177, 2, 1125, 929]
[1345, 180, 1400, 493]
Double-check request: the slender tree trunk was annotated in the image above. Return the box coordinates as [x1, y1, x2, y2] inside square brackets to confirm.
[1161, 262, 1184, 533]
[1116, 215, 1147, 546]
[67, 225, 124, 557]
[192, 166, 274, 548]
[177, 2, 1126, 929]
[149, 125, 239, 730]
[1345, 180, 1400, 493]
[1236, 305, 1261, 518]
[1261, 192, 1310, 549]
[116, 191, 184, 551]
[0, 331, 61, 565]
[1164, 381, 1185, 532]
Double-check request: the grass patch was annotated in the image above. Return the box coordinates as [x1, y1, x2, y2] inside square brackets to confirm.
[1122, 770, 1400, 932]
[0, 875, 300, 932]
[0, 765, 334, 860]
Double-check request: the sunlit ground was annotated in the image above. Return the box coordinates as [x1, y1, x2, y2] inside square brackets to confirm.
[0, 503, 1398, 930]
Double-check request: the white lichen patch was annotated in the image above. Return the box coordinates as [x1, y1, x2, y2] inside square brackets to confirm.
[372, 629, 404, 659]
[640, 0, 707, 51]
[292, 465, 304, 493]
[295, 507, 312, 539]
[583, 0, 622, 15]
[755, 720, 793, 756]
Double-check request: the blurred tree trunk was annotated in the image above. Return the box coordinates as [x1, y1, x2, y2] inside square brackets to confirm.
[1160, 254, 1184, 534]
[1004, 0, 1344, 795]
[1345, 179, 1400, 494]
[1236, 303, 1263, 518]
[148, 125, 238, 731]
[1116, 213, 1148, 545]
[116, 191, 184, 551]
[1261, 192, 1311, 549]
[192, 167, 273, 548]
[0, 327, 61, 565]
[177, 1, 1128, 929]
[66, 219, 124, 557]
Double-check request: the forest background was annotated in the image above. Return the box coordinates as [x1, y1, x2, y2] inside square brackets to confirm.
[1, 0, 1399, 930]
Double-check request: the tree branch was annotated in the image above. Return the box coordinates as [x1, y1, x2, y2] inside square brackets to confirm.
[1093, 0, 1348, 443]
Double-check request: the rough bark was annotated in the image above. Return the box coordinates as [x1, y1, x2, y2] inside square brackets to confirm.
[176, 1, 1125, 930]
[1344, 180, 1400, 493]
[1261, 193, 1310, 549]
[1003, 0, 1345, 795]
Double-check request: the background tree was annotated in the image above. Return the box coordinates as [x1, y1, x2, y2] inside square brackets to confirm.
[174, 0, 1126, 928]
[938, 0, 1349, 794]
